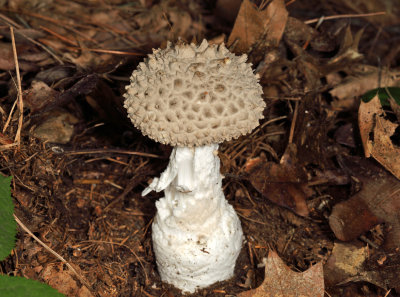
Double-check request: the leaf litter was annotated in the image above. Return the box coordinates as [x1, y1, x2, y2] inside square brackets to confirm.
[0, 0, 399, 296]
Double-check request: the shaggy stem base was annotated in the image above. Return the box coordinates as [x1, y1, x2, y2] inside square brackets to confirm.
[143, 144, 243, 293]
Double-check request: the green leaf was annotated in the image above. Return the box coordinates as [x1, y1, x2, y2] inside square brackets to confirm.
[0, 176, 16, 261]
[361, 87, 400, 106]
[0, 275, 64, 297]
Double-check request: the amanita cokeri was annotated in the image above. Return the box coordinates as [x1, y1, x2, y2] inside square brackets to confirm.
[124, 40, 265, 293]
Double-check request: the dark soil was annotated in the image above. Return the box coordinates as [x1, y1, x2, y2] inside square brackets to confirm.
[1, 0, 399, 296]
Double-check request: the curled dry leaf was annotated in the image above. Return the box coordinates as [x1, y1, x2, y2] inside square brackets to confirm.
[228, 0, 288, 53]
[358, 94, 400, 179]
[328, 26, 364, 66]
[238, 250, 324, 297]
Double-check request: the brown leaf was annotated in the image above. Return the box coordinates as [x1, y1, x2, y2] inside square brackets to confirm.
[324, 241, 368, 287]
[228, 0, 288, 53]
[238, 250, 324, 297]
[324, 241, 400, 291]
[328, 26, 364, 65]
[330, 66, 400, 101]
[245, 144, 310, 217]
[358, 95, 400, 179]
[329, 156, 400, 249]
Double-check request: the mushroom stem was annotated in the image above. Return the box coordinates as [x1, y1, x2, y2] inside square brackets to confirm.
[143, 144, 243, 293]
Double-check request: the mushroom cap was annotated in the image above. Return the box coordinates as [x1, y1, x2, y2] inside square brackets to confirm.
[124, 39, 265, 147]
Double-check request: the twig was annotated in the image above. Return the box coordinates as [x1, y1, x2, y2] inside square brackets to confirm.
[67, 46, 144, 56]
[63, 148, 162, 159]
[40, 25, 78, 46]
[2, 87, 18, 134]
[304, 11, 386, 25]
[10, 27, 23, 145]
[288, 100, 298, 144]
[359, 235, 379, 249]
[13, 214, 92, 291]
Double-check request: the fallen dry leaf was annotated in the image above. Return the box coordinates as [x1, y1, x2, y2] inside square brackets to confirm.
[330, 66, 400, 101]
[324, 241, 400, 292]
[328, 26, 364, 66]
[228, 0, 288, 53]
[329, 156, 400, 249]
[245, 144, 311, 217]
[238, 250, 324, 297]
[324, 241, 367, 287]
[358, 94, 400, 179]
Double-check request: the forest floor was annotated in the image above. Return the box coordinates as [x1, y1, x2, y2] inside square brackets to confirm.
[1, 0, 400, 296]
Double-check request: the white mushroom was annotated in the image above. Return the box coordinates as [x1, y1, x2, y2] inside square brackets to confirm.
[124, 40, 265, 293]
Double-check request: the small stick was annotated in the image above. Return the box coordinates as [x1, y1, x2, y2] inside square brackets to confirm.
[304, 11, 386, 25]
[10, 27, 23, 145]
[248, 241, 254, 268]
[67, 46, 144, 56]
[40, 25, 78, 46]
[384, 289, 392, 297]
[63, 148, 162, 159]
[288, 100, 298, 144]
[2, 91, 18, 134]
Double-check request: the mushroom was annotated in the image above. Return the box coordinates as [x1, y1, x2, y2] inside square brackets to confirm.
[124, 40, 265, 293]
